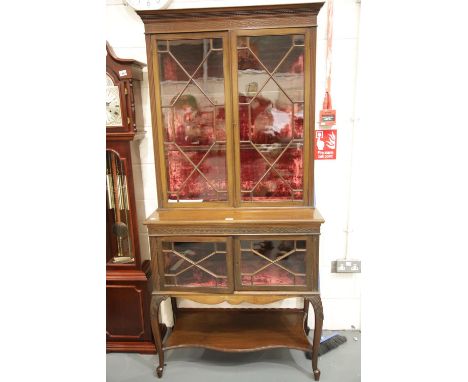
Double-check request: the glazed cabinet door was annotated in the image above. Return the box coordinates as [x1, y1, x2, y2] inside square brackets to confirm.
[152, 237, 234, 293]
[232, 29, 312, 206]
[234, 236, 318, 292]
[151, 32, 234, 207]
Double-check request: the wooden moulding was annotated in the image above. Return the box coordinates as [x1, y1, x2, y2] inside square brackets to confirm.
[144, 207, 324, 235]
[106, 323, 167, 354]
[107, 341, 156, 354]
[162, 294, 305, 305]
[106, 42, 146, 138]
[137, 3, 325, 34]
[106, 269, 149, 282]
[148, 225, 321, 236]
[152, 292, 319, 302]
[164, 309, 311, 352]
[106, 42, 145, 81]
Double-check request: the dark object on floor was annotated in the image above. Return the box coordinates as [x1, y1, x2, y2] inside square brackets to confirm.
[305, 334, 347, 359]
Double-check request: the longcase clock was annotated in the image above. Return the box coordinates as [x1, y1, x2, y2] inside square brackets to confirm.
[106, 42, 155, 353]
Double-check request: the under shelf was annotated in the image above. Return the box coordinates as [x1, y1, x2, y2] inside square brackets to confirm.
[164, 308, 312, 352]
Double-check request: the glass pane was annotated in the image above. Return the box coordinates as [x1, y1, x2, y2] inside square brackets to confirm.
[252, 266, 296, 286]
[106, 151, 134, 264]
[275, 146, 304, 190]
[162, 241, 172, 250]
[164, 91, 216, 146]
[249, 35, 293, 72]
[240, 240, 307, 287]
[293, 103, 304, 139]
[240, 145, 269, 201]
[162, 241, 228, 288]
[157, 40, 169, 52]
[106, 74, 122, 127]
[293, 35, 305, 46]
[158, 37, 227, 203]
[159, 53, 190, 106]
[166, 143, 227, 202]
[250, 170, 292, 201]
[240, 250, 270, 274]
[237, 34, 305, 203]
[272, 46, 305, 102]
[192, 50, 225, 105]
[297, 240, 306, 249]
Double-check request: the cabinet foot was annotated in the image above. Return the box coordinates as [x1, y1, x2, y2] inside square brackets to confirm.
[151, 296, 169, 379]
[156, 366, 164, 378]
[313, 369, 321, 381]
[304, 296, 323, 381]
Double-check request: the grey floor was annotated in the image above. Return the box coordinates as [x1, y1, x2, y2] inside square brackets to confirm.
[107, 330, 360, 382]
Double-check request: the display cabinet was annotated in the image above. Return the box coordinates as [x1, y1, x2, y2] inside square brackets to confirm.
[106, 43, 158, 353]
[138, 2, 325, 379]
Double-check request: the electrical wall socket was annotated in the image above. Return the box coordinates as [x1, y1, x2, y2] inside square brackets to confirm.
[331, 260, 361, 273]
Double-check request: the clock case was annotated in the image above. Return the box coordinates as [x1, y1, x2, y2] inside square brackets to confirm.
[106, 43, 157, 353]
[106, 42, 145, 139]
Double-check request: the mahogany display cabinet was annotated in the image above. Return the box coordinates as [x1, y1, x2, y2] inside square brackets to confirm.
[138, 2, 325, 379]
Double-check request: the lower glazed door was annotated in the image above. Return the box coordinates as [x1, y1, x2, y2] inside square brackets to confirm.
[155, 237, 234, 293]
[234, 236, 317, 291]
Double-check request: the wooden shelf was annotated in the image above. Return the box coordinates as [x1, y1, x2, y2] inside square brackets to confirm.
[164, 308, 312, 352]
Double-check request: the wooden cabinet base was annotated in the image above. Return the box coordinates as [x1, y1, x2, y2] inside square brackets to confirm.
[107, 341, 156, 354]
[150, 295, 323, 380]
[106, 276, 155, 353]
[106, 324, 167, 354]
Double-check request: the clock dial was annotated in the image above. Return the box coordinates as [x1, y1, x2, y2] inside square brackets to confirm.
[106, 74, 122, 127]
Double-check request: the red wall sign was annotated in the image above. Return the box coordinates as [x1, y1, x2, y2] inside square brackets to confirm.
[315, 129, 337, 160]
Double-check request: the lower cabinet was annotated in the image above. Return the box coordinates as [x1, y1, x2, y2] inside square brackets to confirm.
[144, 208, 324, 379]
[151, 235, 318, 293]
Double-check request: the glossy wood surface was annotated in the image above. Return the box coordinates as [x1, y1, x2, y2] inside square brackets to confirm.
[164, 308, 311, 352]
[158, 293, 303, 305]
[106, 42, 145, 137]
[106, 279, 153, 346]
[106, 283, 147, 339]
[146, 207, 323, 225]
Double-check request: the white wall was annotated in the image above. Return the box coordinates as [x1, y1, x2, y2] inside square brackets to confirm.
[106, 0, 362, 330]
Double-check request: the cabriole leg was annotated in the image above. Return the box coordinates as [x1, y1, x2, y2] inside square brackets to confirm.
[150, 295, 168, 378]
[303, 298, 311, 335]
[305, 295, 324, 381]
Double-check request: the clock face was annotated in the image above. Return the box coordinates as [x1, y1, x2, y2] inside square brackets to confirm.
[106, 74, 122, 127]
